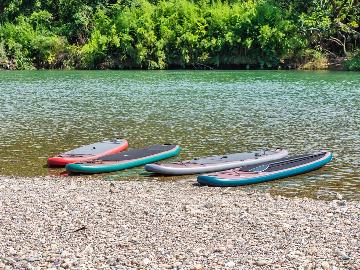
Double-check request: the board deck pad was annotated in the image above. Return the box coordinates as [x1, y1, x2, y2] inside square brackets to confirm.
[230, 152, 328, 174]
[62, 140, 126, 156]
[100, 144, 177, 162]
[197, 151, 332, 186]
[178, 151, 276, 165]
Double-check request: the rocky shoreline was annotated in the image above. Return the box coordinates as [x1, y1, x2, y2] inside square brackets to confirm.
[0, 176, 359, 270]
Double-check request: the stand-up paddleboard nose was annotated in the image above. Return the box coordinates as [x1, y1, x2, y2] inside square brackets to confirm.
[47, 139, 128, 167]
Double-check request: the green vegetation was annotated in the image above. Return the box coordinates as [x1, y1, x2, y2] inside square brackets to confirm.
[0, 0, 359, 70]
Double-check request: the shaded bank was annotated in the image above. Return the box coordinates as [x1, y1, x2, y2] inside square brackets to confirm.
[0, 0, 359, 70]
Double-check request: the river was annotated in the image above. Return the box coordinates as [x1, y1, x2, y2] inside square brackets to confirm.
[0, 70, 359, 200]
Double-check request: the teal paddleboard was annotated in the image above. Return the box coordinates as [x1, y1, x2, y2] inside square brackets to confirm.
[197, 151, 332, 186]
[66, 144, 181, 174]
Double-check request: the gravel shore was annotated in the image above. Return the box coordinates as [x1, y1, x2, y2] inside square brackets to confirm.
[0, 176, 359, 270]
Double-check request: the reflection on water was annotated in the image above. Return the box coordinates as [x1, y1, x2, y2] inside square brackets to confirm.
[0, 70, 359, 200]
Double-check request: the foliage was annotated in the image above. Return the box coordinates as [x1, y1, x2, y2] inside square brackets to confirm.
[344, 51, 360, 71]
[298, 49, 329, 70]
[0, 0, 358, 69]
[298, 0, 360, 56]
[0, 14, 73, 69]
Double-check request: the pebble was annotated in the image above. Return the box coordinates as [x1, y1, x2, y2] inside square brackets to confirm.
[61, 259, 73, 269]
[8, 248, 16, 256]
[344, 219, 352, 225]
[225, 261, 235, 267]
[307, 246, 317, 255]
[321, 261, 330, 270]
[142, 258, 151, 265]
[0, 176, 358, 270]
[336, 250, 350, 260]
[337, 200, 347, 207]
[335, 193, 343, 200]
[204, 203, 214, 209]
[173, 261, 182, 268]
[27, 255, 39, 262]
[255, 260, 268, 266]
[340, 254, 350, 260]
[61, 251, 71, 258]
[214, 246, 226, 252]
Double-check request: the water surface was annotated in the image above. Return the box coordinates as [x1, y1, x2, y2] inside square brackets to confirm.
[0, 70, 359, 200]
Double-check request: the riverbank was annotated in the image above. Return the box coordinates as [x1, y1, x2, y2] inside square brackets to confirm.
[1, 0, 359, 71]
[0, 176, 359, 270]
[0, 56, 357, 70]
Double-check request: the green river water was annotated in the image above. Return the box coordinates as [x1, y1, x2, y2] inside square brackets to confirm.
[0, 70, 359, 200]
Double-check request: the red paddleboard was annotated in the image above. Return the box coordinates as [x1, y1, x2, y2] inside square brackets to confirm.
[47, 139, 128, 167]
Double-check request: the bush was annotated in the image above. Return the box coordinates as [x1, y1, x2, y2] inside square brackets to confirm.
[344, 51, 360, 71]
[298, 49, 328, 70]
[0, 0, 358, 70]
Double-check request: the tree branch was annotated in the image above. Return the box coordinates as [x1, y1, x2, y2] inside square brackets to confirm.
[328, 36, 347, 55]
[329, 36, 344, 47]
[323, 48, 338, 57]
[336, 22, 360, 37]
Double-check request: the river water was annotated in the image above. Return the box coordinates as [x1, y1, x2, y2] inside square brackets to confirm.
[0, 70, 359, 200]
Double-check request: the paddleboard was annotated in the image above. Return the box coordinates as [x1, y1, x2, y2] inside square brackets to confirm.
[145, 149, 288, 175]
[197, 151, 332, 186]
[47, 139, 128, 167]
[65, 144, 181, 174]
